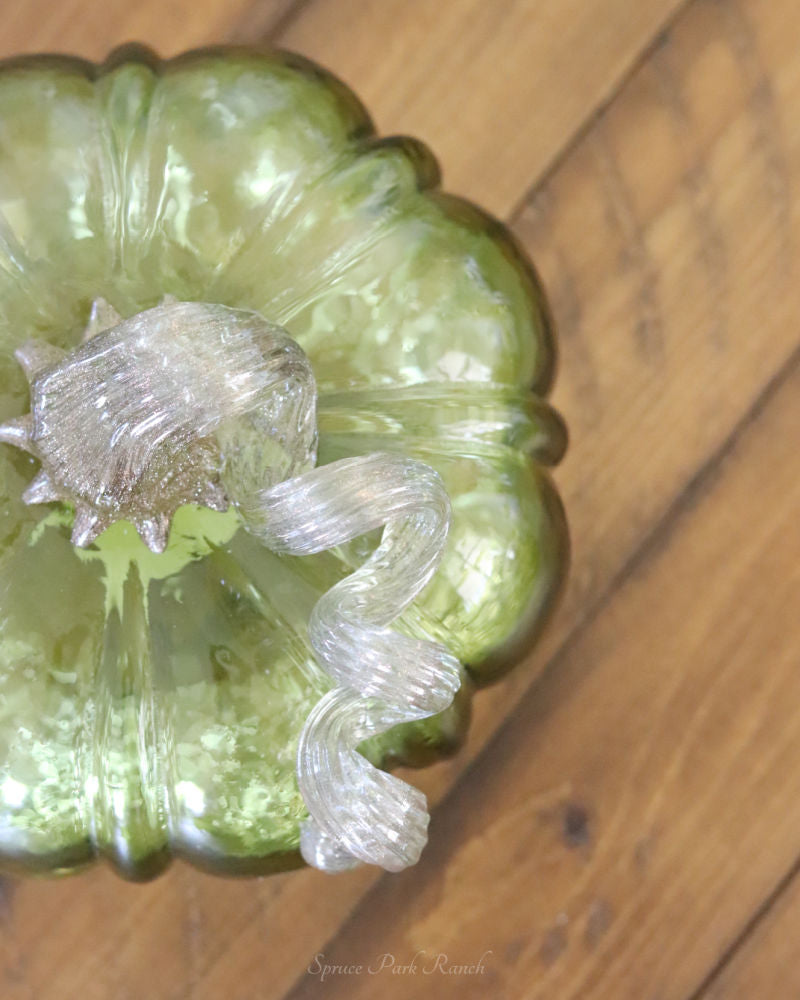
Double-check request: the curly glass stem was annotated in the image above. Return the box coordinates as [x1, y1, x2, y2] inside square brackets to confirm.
[246, 453, 461, 871]
[0, 300, 460, 872]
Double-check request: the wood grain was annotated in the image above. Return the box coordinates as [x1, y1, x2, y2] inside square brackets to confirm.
[278, 0, 688, 217]
[0, 0, 297, 61]
[0, 0, 799, 998]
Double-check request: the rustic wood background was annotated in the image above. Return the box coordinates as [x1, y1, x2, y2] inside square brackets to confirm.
[1, 0, 799, 997]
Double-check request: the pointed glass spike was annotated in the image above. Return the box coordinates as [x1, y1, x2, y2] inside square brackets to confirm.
[0, 413, 33, 451]
[71, 506, 104, 547]
[14, 340, 66, 379]
[136, 514, 170, 554]
[21, 470, 63, 504]
[83, 296, 123, 341]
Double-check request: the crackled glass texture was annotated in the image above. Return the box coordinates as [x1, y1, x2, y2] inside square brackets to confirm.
[0, 45, 568, 879]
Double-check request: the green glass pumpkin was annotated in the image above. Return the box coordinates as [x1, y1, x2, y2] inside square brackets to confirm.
[0, 44, 568, 879]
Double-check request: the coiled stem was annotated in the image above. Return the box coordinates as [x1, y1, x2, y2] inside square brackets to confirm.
[246, 453, 461, 871]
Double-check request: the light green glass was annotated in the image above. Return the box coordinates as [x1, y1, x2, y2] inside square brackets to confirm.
[0, 45, 568, 879]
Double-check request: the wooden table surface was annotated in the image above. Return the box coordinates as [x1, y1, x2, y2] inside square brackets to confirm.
[1, 1, 799, 998]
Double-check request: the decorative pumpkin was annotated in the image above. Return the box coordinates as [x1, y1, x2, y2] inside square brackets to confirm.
[0, 44, 567, 880]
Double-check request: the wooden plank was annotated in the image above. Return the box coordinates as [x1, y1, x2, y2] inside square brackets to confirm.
[278, 0, 687, 217]
[0, 0, 297, 62]
[278, 340, 800, 1000]
[700, 866, 800, 999]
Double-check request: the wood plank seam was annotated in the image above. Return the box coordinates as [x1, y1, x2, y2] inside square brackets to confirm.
[688, 852, 800, 1000]
[280, 336, 800, 1000]
[504, 0, 697, 224]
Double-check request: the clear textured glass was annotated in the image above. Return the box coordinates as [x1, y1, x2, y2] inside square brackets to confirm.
[1, 300, 317, 551]
[253, 451, 460, 870]
[0, 45, 568, 879]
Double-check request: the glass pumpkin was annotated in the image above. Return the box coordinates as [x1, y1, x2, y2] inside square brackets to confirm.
[0, 44, 568, 880]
